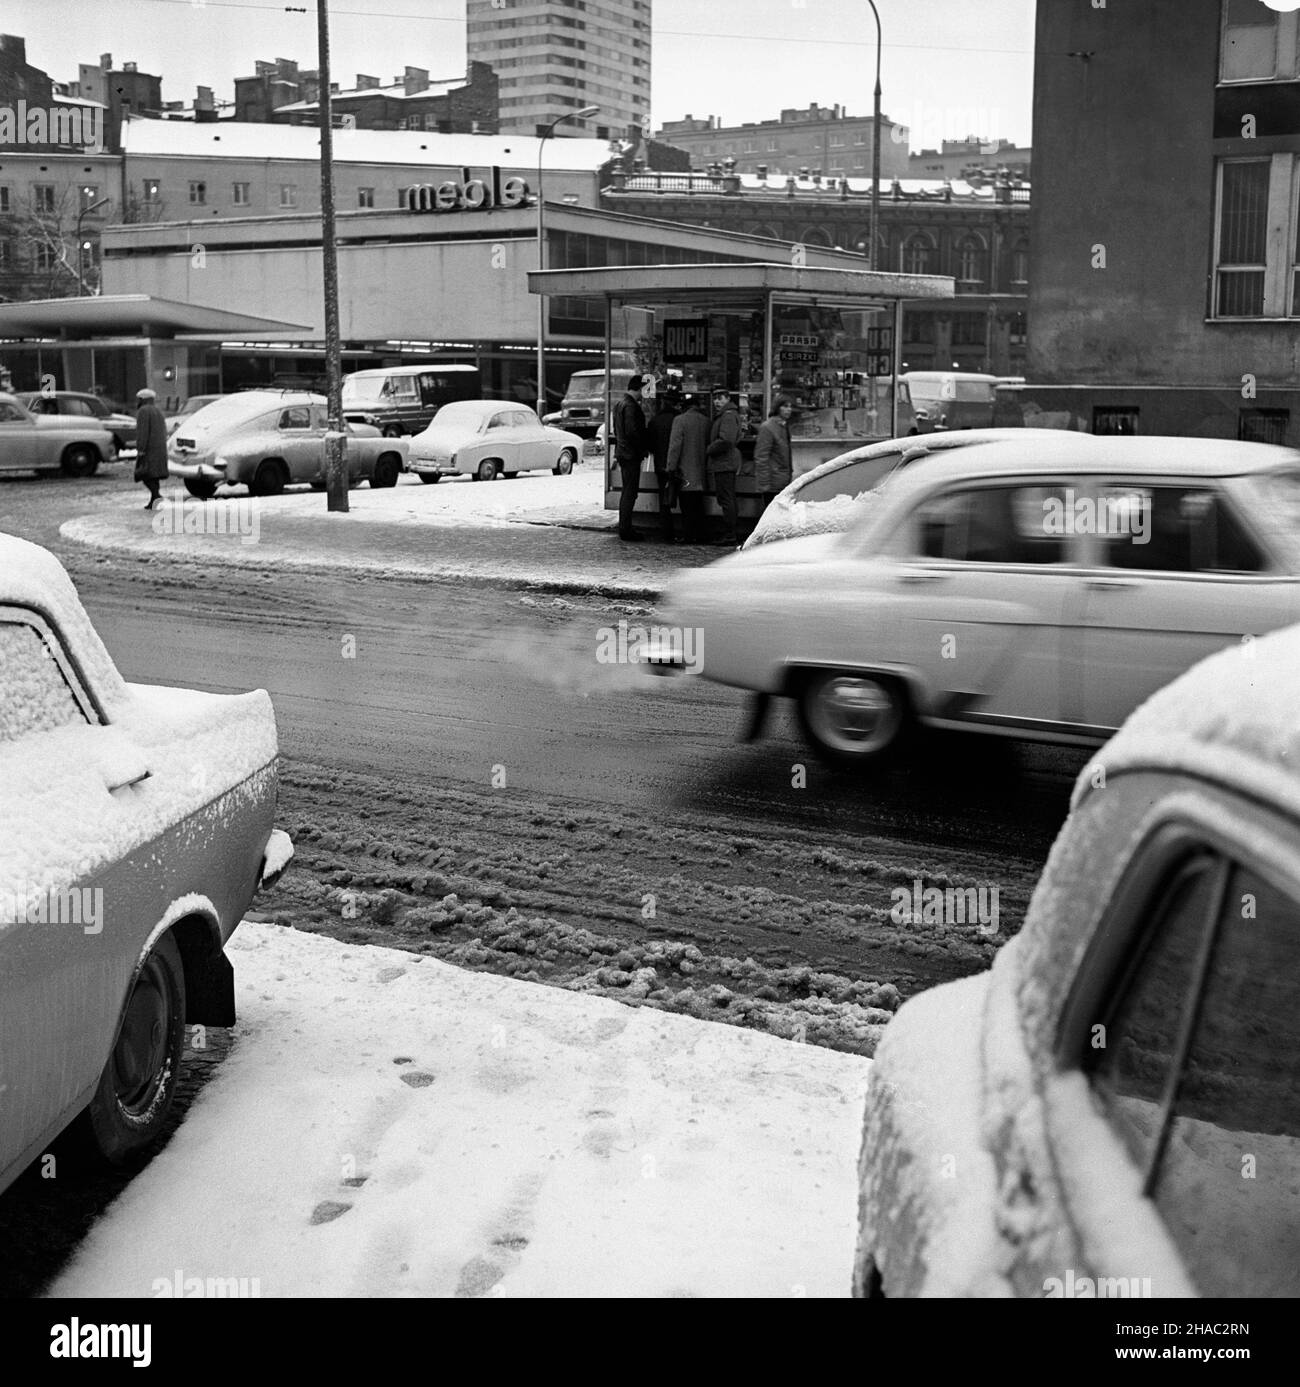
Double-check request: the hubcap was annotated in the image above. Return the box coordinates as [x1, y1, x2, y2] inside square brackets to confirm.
[810, 676, 900, 755]
[112, 962, 171, 1111]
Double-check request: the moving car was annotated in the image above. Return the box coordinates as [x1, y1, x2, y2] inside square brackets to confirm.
[655, 436, 1300, 766]
[168, 390, 408, 498]
[406, 399, 582, 482]
[19, 390, 138, 454]
[341, 364, 481, 437]
[854, 622, 1300, 1297]
[165, 394, 224, 435]
[744, 428, 1078, 548]
[0, 535, 292, 1193]
[897, 370, 1000, 435]
[0, 392, 116, 478]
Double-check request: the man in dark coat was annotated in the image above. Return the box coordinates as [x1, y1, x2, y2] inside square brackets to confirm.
[612, 374, 650, 541]
[706, 388, 742, 546]
[646, 391, 681, 542]
[754, 396, 794, 511]
[666, 394, 710, 544]
[134, 387, 169, 509]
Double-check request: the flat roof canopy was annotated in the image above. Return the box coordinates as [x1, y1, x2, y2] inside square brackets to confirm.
[0, 295, 313, 340]
[528, 261, 954, 307]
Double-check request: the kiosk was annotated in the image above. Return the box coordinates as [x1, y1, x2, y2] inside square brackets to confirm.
[527, 262, 953, 520]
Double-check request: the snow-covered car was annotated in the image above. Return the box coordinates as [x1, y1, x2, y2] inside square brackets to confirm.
[19, 390, 138, 454]
[655, 436, 1300, 766]
[165, 394, 223, 436]
[744, 428, 1078, 549]
[853, 623, 1300, 1297]
[168, 391, 408, 498]
[406, 399, 582, 483]
[0, 392, 116, 478]
[0, 535, 292, 1194]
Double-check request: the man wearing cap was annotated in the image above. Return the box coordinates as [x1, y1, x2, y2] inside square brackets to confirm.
[612, 374, 650, 542]
[706, 388, 742, 546]
[134, 387, 169, 509]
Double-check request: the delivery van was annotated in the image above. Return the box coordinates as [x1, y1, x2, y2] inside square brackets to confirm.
[897, 371, 999, 435]
[342, 364, 481, 436]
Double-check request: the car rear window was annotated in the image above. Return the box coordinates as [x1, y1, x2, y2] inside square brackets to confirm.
[0, 621, 87, 745]
[797, 454, 904, 504]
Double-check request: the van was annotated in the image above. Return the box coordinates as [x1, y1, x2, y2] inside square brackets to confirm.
[896, 371, 999, 436]
[554, 369, 635, 438]
[342, 364, 481, 436]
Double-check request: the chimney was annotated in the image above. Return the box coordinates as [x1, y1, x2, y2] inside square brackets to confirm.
[0, 35, 28, 61]
[124, 61, 137, 73]
[355, 73, 379, 89]
[196, 85, 214, 111]
[404, 66, 429, 95]
[100, 52, 112, 71]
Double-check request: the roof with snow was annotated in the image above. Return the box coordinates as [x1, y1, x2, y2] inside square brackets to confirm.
[121, 119, 615, 171]
[272, 75, 468, 111]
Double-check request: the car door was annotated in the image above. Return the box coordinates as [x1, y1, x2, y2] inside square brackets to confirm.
[1079, 480, 1300, 731]
[276, 404, 316, 480]
[0, 399, 36, 470]
[508, 408, 549, 470]
[484, 410, 520, 472]
[880, 479, 1092, 731]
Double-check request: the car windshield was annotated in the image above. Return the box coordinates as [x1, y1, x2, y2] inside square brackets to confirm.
[953, 381, 996, 402]
[429, 401, 489, 429]
[181, 396, 218, 415]
[566, 376, 616, 401]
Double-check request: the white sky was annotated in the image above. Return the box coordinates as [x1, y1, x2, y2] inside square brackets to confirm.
[8, 0, 1035, 150]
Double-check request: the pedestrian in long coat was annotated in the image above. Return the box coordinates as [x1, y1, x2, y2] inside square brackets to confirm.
[134, 388, 169, 509]
[666, 395, 710, 543]
[754, 397, 794, 510]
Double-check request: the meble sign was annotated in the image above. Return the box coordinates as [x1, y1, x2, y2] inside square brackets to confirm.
[404, 166, 530, 213]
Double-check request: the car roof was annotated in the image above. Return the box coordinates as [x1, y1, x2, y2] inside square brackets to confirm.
[1076, 622, 1300, 823]
[345, 365, 477, 378]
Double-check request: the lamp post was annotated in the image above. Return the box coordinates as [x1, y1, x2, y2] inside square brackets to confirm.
[536, 104, 599, 418]
[317, 0, 347, 512]
[75, 194, 109, 295]
[865, 1, 882, 272]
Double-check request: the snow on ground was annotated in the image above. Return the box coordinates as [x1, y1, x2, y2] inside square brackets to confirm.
[48, 922, 870, 1299]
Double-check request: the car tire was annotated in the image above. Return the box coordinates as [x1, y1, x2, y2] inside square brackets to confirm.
[796, 670, 910, 768]
[184, 478, 218, 500]
[418, 472, 440, 484]
[476, 459, 500, 482]
[60, 443, 99, 478]
[553, 449, 576, 476]
[75, 931, 186, 1166]
[371, 453, 401, 488]
[250, 459, 287, 496]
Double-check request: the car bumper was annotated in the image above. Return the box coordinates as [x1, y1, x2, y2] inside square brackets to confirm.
[168, 457, 226, 481]
[406, 456, 457, 475]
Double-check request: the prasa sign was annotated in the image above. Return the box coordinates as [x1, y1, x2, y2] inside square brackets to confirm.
[404, 166, 530, 213]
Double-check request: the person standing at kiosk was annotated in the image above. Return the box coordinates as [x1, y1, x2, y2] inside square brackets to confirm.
[706, 388, 742, 546]
[613, 374, 650, 542]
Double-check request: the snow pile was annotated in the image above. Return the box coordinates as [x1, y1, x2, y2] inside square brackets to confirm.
[48, 922, 870, 1299]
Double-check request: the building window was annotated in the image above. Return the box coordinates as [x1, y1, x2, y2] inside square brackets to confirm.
[280, 183, 298, 208]
[1210, 156, 1300, 316]
[0, 240, 10, 268]
[1239, 407, 1289, 444]
[79, 184, 99, 209]
[902, 233, 934, 275]
[34, 184, 55, 214]
[1011, 240, 1029, 284]
[189, 181, 206, 205]
[33, 242, 55, 271]
[358, 187, 375, 208]
[232, 182, 250, 206]
[1008, 311, 1027, 345]
[957, 234, 986, 288]
[142, 179, 160, 204]
[0, 185, 8, 212]
[951, 313, 986, 347]
[1093, 406, 1140, 435]
[903, 311, 935, 344]
[1220, 0, 1300, 82]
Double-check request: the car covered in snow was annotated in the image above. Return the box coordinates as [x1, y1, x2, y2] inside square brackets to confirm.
[18, 390, 139, 454]
[406, 399, 582, 483]
[0, 535, 293, 1194]
[655, 436, 1300, 766]
[744, 429, 1077, 549]
[168, 390, 408, 498]
[853, 622, 1300, 1297]
[0, 392, 117, 478]
[165, 394, 224, 436]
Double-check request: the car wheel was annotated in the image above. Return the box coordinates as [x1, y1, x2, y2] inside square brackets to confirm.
[184, 478, 217, 500]
[60, 443, 99, 478]
[418, 472, 441, 484]
[553, 448, 576, 476]
[250, 459, 287, 496]
[476, 459, 500, 482]
[381, 424, 404, 438]
[797, 670, 909, 768]
[371, 453, 401, 488]
[76, 931, 186, 1165]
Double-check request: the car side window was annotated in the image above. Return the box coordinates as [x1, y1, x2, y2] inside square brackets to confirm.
[383, 376, 418, 402]
[1102, 486, 1266, 574]
[914, 485, 1070, 564]
[488, 412, 512, 430]
[509, 410, 536, 428]
[63, 399, 94, 417]
[1149, 862, 1300, 1295]
[279, 407, 310, 429]
[0, 620, 89, 744]
[0, 402, 27, 422]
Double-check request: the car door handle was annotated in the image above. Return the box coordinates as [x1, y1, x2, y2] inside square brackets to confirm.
[106, 769, 152, 792]
[898, 570, 950, 584]
[1085, 578, 1139, 591]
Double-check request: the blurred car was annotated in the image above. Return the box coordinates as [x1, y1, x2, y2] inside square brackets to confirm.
[168, 391, 408, 498]
[165, 394, 223, 435]
[406, 400, 582, 483]
[655, 436, 1300, 766]
[0, 535, 292, 1193]
[853, 623, 1300, 1297]
[19, 390, 138, 454]
[745, 428, 1079, 549]
[0, 392, 116, 478]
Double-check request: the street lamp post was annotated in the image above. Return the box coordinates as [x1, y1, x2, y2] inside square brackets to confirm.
[536, 104, 600, 418]
[865, 1, 882, 272]
[75, 194, 109, 295]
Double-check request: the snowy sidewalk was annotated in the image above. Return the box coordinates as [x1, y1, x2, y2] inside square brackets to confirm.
[48, 924, 870, 1299]
[59, 465, 719, 598]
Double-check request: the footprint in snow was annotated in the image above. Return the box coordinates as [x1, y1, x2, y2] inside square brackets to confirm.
[310, 1200, 352, 1225]
[400, 1071, 436, 1088]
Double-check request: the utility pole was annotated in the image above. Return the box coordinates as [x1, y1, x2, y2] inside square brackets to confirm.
[317, 0, 347, 511]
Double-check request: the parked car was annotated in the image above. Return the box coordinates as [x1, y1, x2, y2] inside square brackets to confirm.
[744, 428, 1079, 548]
[19, 390, 138, 454]
[552, 369, 635, 439]
[897, 370, 1000, 435]
[406, 400, 582, 482]
[0, 534, 292, 1193]
[853, 621, 1300, 1297]
[168, 391, 408, 498]
[0, 392, 116, 478]
[341, 364, 481, 437]
[165, 394, 224, 436]
[653, 436, 1300, 766]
